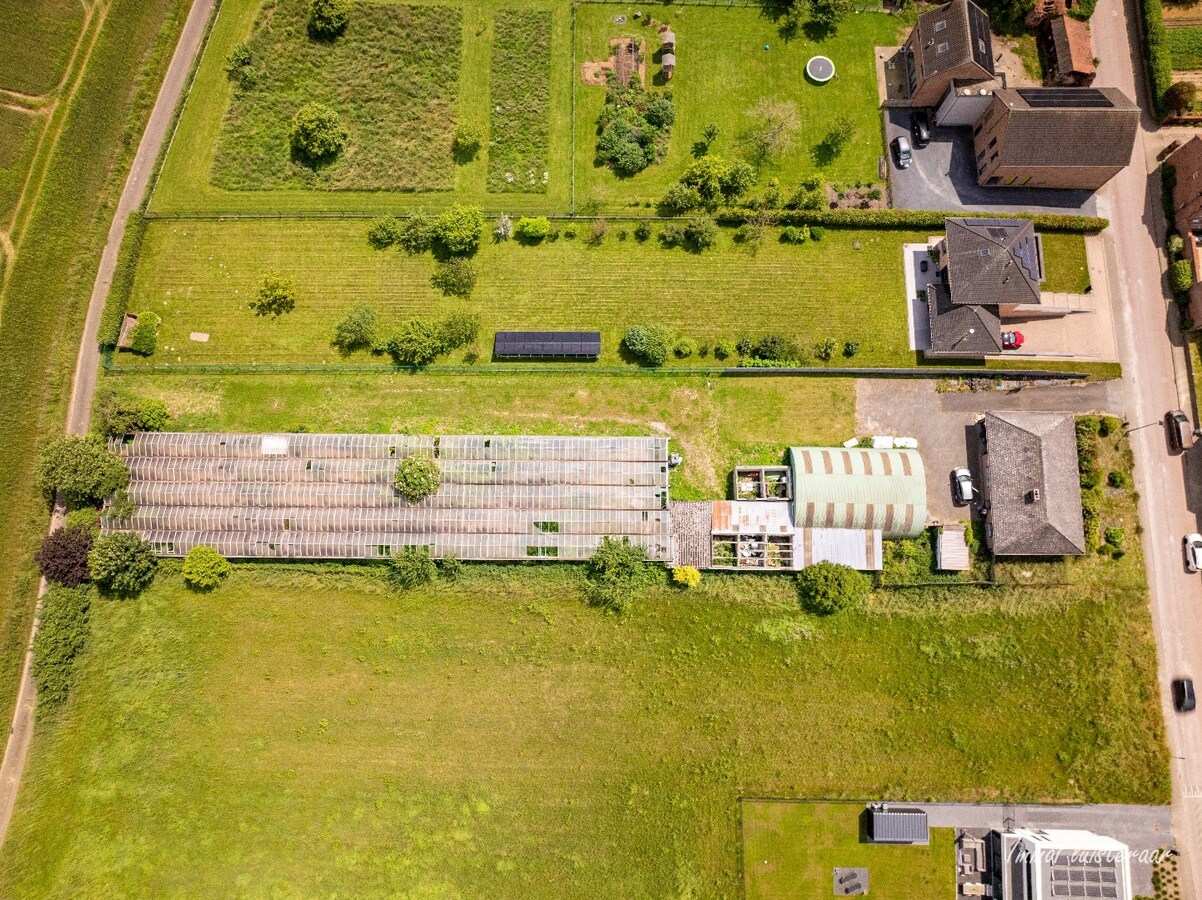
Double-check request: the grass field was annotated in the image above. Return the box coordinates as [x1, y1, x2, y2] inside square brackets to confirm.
[573, 6, 901, 210]
[0, 106, 44, 225]
[1167, 26, 1202, 70]
[488, 8, 553, 193]
[100, 371, 857, 497]
[742, 801, 955, 899]
[1040, 231, 1091, 293]
[212, 0, 463, 192]
[0, 0, 86, 97]
[0, 556, 1169, 896]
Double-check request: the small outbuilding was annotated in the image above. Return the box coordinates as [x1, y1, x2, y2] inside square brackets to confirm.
[661, 52, 675, 78]
[867, 805, 929, 845]
[1045, 15, 1096, 87]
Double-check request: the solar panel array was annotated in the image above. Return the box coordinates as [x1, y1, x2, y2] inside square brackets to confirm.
[1048, 855, 1121, 898]
[968, 2, 994, 71]
[493, 331, 601, 360]
[1016, 87, 1113, 108]
[104, 433, 672, 562]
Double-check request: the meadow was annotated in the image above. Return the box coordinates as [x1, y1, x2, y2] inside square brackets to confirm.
[0, 554, 1169, 897]
[0, 0, 86, 97]
[212, 0, 462, 192]
[0, 106, 43, 225]
[488, 8, 553, 193]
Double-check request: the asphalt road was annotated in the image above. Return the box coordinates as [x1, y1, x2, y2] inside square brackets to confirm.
[0, 0, 216, 849]
[1090, 0, 1202, 894]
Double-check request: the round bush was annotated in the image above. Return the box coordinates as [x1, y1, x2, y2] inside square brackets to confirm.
[514, 216, 552, 242]
[796, 561, 870, 615]
[395, 456, 441, 502]
[182, 546, 232, 590]
[433, 204, 485, 255]
[390, 546, 437, 588]
[714, 339, 737, 360]
[88, 532, 157, 596]
[332, 305, 379, 351]
[128, 314, 158, 356]
[36, 436, 129, 507]
[35, 525, 94, 587]
[672, 566, 701, 589]
[1170, 258, 1195, 295]
[387, 318, 448, 366]
[290, 102, 347, 164]
[622, 324, 673, 367]
[251, 271, 297, 317]
[452, 123, 484, 160]
[309, 0, 351, 38]
[431, 258, 477, 297]
[673, 337, 697, 358]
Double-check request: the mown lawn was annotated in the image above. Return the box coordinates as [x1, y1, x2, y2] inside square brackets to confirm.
[742, 801, 955, 900]
[100, 371, 857, 498]
[0, 106, 43, 225]
[0, 0, 86, 97]
[1166, 26, 1202, 70]
[0, 548, 1169, 898]
[1040, 232, 1091, 294]
[115, 218, 923, 367]
[573, 5, 900, 210]
[212, 0, 463, 192]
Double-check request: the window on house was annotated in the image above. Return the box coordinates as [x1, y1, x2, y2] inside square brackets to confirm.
[936, 42, 949, 54]
[934, 19, 947, 30]
[987, 137, 997, 149]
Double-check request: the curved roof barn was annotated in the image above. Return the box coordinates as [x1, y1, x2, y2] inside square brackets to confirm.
[787, 447, 927, 539]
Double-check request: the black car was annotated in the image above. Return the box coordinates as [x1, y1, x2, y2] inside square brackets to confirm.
[1173, 677, 1196, 713]
[911, 110, 932, 148]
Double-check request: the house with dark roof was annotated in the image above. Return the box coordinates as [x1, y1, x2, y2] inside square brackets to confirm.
[972, 86, 1138, 189]
[901, 0, 996, 108]
[1045, 16, 1095, 86]
[980, 411, 1086, 557]
[1164, 136, 1202, 327]
[926, 218, 1049, 358]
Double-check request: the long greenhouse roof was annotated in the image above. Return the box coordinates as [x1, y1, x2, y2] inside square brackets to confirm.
[104, 433, 673, 563]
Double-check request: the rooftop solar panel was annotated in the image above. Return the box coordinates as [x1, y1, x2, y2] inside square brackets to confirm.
[1016, 87, 1113, 108]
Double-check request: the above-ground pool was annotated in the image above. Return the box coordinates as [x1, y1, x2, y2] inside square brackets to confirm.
[806, 55, 835, 83]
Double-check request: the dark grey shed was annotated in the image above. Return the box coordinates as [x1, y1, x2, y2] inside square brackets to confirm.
[867, 806, 929, 845]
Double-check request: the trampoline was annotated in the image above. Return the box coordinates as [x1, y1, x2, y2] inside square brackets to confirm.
[806, 55, 835, 83]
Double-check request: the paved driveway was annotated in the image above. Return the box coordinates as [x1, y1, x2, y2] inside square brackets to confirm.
[885, 109, 1099, 216]
[856, 379, 1125, 523]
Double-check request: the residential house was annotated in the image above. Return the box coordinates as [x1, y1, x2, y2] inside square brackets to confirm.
[1045, 15, 1096, 86]
[979, 411, 1086, 557]
[1164, 136, 1202, 324]
[926, 217, 1051, 358]
[987, 828, 1133, 900]
[901, 0, 996, 108]
[972, 86, 1138, 189]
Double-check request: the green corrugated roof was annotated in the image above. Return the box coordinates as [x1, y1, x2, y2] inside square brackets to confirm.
[788, 447, 928, 539]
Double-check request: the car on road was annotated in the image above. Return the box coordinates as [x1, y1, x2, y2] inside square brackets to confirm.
[911, 110, 931, 148]
[1165, 409, 1195, 453]
[1173, 677, 1196, 713]
[891, 135, 912, 169]
[951, 467, 974, 505]
[1184, 533, 1202, 572]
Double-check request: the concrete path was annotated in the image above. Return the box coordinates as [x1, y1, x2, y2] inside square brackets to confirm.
[0, 0, 216, 850]
[919, 803, 1173, 855]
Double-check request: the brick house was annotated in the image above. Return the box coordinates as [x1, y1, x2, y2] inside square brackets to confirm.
[972, 86, 1138, 189]
[901, 0, 996, 108]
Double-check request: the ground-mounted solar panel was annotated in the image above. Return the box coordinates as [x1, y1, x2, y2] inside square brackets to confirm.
[494, 330, 601, 360]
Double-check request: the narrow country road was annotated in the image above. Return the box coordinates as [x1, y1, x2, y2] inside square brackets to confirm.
[1091, 0, 1202, 895]
[0, 0, 216, 848]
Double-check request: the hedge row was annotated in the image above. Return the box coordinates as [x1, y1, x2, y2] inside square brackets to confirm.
[98, 210, 148, 346]
[714, 207, 1109, 234]
[1141, 0, 1171, 118]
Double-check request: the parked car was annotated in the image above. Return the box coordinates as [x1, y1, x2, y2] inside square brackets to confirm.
[911, 110, 931, 148]
[1001, 331, 1024, 350]
[891, 135, 912, 169]
[1184, 533, 1202, 572]
[951, 467, 974, 505]
[1165, 409, 1195, 453]
[920, 258, 929, 274]
[1173, 677, 1196, 713]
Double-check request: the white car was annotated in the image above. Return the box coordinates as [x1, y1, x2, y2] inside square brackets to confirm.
[952, 467, 974, 505]
[1185, 534, 1202, 573]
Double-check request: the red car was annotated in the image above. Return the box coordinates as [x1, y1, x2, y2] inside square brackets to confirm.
[1001, 331, 1024, 350]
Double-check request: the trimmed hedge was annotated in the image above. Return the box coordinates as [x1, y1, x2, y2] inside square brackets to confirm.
[714, 207, 1109, 234]
[1140, 0, 1171, 118]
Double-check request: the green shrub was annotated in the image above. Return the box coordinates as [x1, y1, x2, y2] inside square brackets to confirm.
[433, 204, 485, 255]
[780, 225, 807, 244]
[660, 182, 703, 214]
[1108, 470, 1132, 489]
[32, 585, 91, 709]
[622, 324, 673, 367]
[36, 436, 129, 506]
[796, 561, 870, 615]
[843, 340, 861, 358]
[332, 305, 379, 352]
[452, 122, 484, 161]
[563, 224, 578, 240]
[809, 225, 825, 241]
[814, 337, 837, 362]
[225, 42, 257, 89]
[35, 525, 94, 587]
[290, 102, 347, 164]
[309, 0, 351, 38]
[1141, 0, 1172, 116]
[390, 546, 437, 588]
[672, 565, 701, 589]
[387, 319, 447, 366]
[585, 537, 650, 612]
[1170, 258, 1194, 295]
[1080, 464, 1103, 491]
[395, 455, 441, 501]
[367, 216, 402, 249]
[684, 215, 719, 252]
[634, 220, 653, 242]
[398, 213, 435, 254]
[88, 532, 157, 596]
[673, 337, 697, 358]
[1104, 527, 1125, 550]
[515, 216, 552, 242]
[182, 546, 232, 590]
[714, 207, 1109, 233]
[439, 553, 463, 581]
[63, 507, 101, 531]
[128, 313, 158, 356]
[714, 339, 736, 360]
[750, 334, 802, 363]
[441, 312, 480, 349]
[596, 77, 673, 176]
[431, 257, 477, 297]
[250, 271, 297, 317]
[93, 391, 169, 438]
[1098, 415, 1123, 437]
[682, 156, 731, 204]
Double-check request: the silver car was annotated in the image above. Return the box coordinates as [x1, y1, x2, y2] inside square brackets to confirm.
[952, 467, 974, 505]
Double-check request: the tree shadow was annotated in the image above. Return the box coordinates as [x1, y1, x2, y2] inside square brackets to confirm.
[691, 140, 710, 159]
[811, 141, 838, 167]
[802, 19, 836, 41]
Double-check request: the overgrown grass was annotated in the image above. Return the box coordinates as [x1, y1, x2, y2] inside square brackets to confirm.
[0, 561, 1168, 896]
[211, 0, 463, 192]
[0, 0, 189, 727]
[1167, 25, 1202, 69]
[30, 585, 91, 710]
[0, 0, 86, 97]
[99, 370, 856, 498]
[488, 9, 553, 193]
